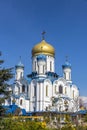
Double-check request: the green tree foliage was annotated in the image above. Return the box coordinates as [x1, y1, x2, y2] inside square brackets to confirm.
[0, 52, 13, 115]
[84, 113, 87, 122]
[0, 117, 87, 130]
[0, 118, 47, 130]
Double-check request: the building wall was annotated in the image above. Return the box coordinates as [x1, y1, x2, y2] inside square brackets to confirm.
[32, 55, 55, 73]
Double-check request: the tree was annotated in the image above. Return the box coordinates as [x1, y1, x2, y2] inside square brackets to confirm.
[0, 52, 13, 115]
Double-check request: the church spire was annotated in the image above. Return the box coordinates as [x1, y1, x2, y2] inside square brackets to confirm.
[15, 57, 24, 80]
[62, 56, 72, 82]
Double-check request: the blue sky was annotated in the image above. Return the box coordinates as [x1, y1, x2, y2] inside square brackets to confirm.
[0, 0, 87, 96]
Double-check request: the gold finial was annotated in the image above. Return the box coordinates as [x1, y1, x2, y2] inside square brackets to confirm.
[41, 31, 46, 40]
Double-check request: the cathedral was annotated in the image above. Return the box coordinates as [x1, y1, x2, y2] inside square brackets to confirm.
[6, 38, 79, 113]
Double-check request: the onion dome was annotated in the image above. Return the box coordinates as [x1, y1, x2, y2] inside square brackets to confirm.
[37, 54, 46, 61]
[15, 61, 24, 69]
[62, 61, 71, 69]
[32, 40, 55, 57]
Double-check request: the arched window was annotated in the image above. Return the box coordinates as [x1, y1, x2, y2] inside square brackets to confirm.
[20, 72, 23, 78]
[46, 85, 48, 96]
[64, 72, 66, 79]
[50, 61, 52, 71]
[20, 99, 22, 105]
[59, 85, 63, 94]
[34, 86, 36, 96]
[65, 87, 67, 94]
[35, 61, 36, 71]
[73, 90, 74, 98]
[22, 85, 25, 93]
[18, 87, 20, 94]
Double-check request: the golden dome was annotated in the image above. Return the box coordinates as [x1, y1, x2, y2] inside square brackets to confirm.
[32, 40, 55, 57]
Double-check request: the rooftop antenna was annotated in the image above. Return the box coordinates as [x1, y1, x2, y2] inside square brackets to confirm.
[41, 31, 46, 40]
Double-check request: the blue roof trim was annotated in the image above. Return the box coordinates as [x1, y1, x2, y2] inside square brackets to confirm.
[37, 54, 46, 61]
[3, 104, 26, 115]
[62, 61, 71, 69]
[15, 61, 24, 69]
[46, 71, 58, 78]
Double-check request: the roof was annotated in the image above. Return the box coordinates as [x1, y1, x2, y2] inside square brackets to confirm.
[62, 61, 71, 69]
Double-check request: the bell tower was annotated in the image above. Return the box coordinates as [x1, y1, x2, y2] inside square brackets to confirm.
[62, 57, 72, 82]
[15, 57, 24, 80]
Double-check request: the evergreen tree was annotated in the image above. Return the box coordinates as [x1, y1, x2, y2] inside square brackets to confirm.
[0, 52, 13, 115]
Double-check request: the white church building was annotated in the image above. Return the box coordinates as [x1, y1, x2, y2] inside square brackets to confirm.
[7, 39, 79, 113]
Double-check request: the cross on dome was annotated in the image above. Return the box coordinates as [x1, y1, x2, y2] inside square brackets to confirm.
[41, 31, 46, 40]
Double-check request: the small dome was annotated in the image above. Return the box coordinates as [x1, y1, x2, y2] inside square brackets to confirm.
[15, 61, 24, 69]
[62, 61, 71, 69]
[32, 40, 55, 57]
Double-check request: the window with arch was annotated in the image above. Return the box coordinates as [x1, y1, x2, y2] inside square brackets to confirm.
[65, 87, 67, 94]
[18, 87, 20, 94]
[21, 72, 23, 78]
[50, 61, 52, 71]
[59, 85, 63, 94]
[20, 99, 22, 105]
[34, 85, 36, 96]
[22, 85, 25, 93]
[46, 85, 48, 96]
[35, 61, 36, 71]
[73, 90, 74, 98]
[64, 72, 66, 79]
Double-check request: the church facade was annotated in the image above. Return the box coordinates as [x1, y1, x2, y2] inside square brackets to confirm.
[6, 39, 79, 113]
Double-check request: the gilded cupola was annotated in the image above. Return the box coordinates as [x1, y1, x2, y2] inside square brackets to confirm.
[32, 40, 55, 57]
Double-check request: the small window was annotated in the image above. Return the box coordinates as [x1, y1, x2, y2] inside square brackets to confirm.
[50, 61, 52, 71]
[20, 72, 22, 78]
[18, 87, 20, 94]
[46, 85, 48, 96]
[64, 72, 66, 79]
[59, 85, 63, 94]
[73, 90, 74, 98]
[35, 61, 36, 71]
[34, 86, 36, 96]
[22, 85, 25, 93]
[20, 99, 22, 105]
[65, 87, 67, 94]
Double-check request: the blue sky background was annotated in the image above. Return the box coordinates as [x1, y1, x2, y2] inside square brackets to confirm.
[0, 0, 87, 96]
